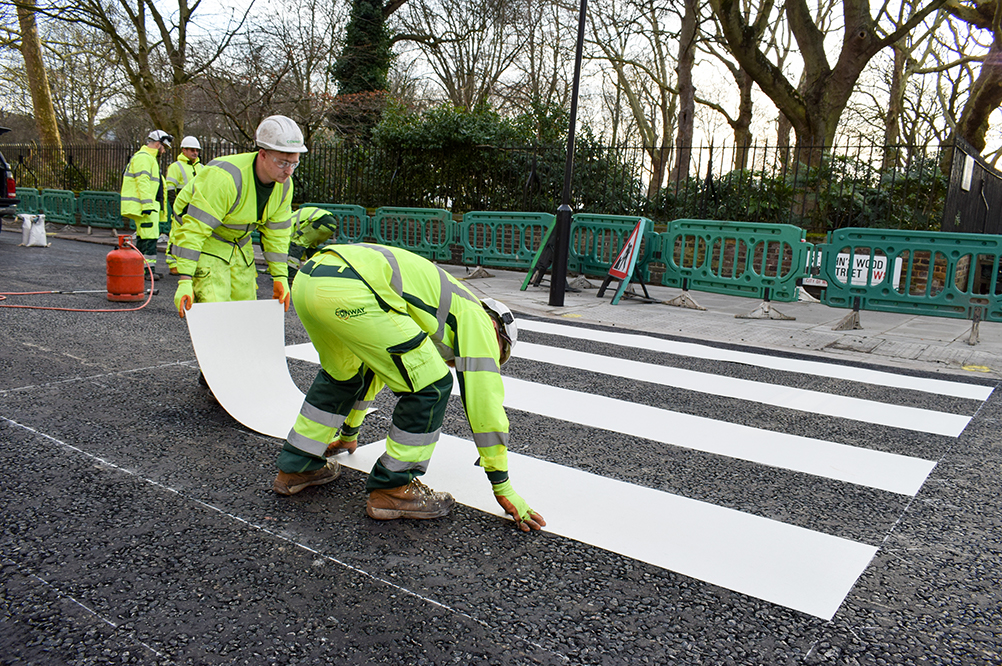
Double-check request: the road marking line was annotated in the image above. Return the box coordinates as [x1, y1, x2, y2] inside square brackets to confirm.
[290, 343, 937, 495]
[343, 435, 877, 621]
[517, 342, 972, 437]
[518, 319, 994, 401]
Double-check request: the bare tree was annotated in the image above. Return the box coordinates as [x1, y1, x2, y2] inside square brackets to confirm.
[395, 0, 527, 109]
[711, 0, 947, 163]
[44, 22, 127, 141]
[190, 0, 346, 145]
[15, 0, 62, 154]
[34, 0, 253, 139]
[947, 0, 1002, 152]
[494, 0, 573, 119]
[587, 0, 678, 196]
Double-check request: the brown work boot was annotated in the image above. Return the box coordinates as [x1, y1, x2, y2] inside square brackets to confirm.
[366, 479, 455, 520]
[324, 437, 357, 457]
[273, 460, 341, 495]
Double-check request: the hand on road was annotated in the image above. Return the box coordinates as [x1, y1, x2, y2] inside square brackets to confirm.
[492, 480, 545, 532]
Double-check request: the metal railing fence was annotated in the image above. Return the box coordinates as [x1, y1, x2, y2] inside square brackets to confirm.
[1, 140, 950, 234]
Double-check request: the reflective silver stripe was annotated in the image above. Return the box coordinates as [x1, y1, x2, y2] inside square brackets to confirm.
[212, 160, 244, 217]
[435, 268, 453, 341]
[165, 177, 181, 189]
[287, 429, 328, 457]
[434, 340, 456, 361]
[263, 251, 288, 263]
[388, 425, 441, 448]
[300, 402, 345, 429]
[188, 204, 223, 229]
[121, 196, 146, 205]
[221, 222, 251, 231]
[171, 245, 200, 261]
[352, 399, 374, 412]
[473, 431, 508, 449]
[454, 356, 499, 373]
[377, 452, 430, 474]
[281, 179, 291, 202]
[124, 170, 153, 179]
[265, 218, 291, 230]
[210, 230, 251, 248]
[357, 244, 403, 296]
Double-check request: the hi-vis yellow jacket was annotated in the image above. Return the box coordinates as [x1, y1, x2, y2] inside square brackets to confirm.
[171, 152, 292, 279]
[318, 243, 511, 476]
[120, 145, 167, 223]
[165, 153, 200, 193]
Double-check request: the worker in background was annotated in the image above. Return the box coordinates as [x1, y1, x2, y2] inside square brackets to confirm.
[121, 130, 171, 279]
[285, 206, 339, 279]
[164, 136, 202, 276]
[171, 115, 303, 317]
[273, 243, 546, 534]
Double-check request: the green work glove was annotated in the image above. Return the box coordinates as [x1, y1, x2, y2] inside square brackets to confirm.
[492, 480, 545, 532]
[273, 276, 290, 311]
[174, 278, 193, 318]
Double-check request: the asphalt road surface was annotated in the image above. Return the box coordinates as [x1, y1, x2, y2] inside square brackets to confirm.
[2, 231, 1000, 665]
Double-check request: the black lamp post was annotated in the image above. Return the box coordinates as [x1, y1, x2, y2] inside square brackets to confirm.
[548, 0, 589, 307]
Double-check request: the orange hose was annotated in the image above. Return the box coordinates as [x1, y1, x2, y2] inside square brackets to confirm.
[0, 240, 156, 312]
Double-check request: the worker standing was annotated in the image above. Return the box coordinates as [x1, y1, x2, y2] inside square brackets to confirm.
[171, 115, 303, 315]
[121, 130, 171, 279]
[164, 136, 202, 276]
[273, 243, 546, 534]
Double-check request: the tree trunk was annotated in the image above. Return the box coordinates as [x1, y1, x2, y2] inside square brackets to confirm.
[16, 0, 63, 159]
[956, 4, 1002, 153]
[669, 0, 697, 184]
[881, 43, 907, 170]
[732, 69, 754, 171]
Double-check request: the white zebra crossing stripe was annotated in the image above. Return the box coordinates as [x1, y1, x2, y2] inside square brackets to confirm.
[517, 342, 973, 437]
[287, 342, 938, 495]
[498, 376, 936, 496]
[518, 319, 994, 401]
[340, 435, 878, 621]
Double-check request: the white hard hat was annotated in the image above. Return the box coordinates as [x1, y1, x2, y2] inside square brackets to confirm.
[255, 115, 307, 153]
[180, 136, 201, 149]
[481, 298, 517, 365]
[147, 130, 173, 147]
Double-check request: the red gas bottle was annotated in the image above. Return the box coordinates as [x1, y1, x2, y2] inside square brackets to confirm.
[107, 235, 145, 302]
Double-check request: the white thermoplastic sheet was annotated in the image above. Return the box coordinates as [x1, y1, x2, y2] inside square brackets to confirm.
[341, 435, 877, 621]
[186, 300, 304, 439]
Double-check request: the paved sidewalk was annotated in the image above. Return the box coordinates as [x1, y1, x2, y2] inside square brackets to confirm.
[22, 220, 1002, 380]
[447, 265, 1002, 381]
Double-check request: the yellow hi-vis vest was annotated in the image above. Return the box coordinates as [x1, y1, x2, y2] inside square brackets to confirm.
[120, 145, 166, 222]
[165, 154, 200, 192]
[171, 152, 293, 279]
[320, 243, 511, 465]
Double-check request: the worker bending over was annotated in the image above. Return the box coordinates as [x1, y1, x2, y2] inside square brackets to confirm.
[274, 243, 545, 533]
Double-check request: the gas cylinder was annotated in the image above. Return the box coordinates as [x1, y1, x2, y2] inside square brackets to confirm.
[107, 235, 145, 302]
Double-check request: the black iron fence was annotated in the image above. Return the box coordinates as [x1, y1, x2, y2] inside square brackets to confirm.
[1, 140, 952, 234]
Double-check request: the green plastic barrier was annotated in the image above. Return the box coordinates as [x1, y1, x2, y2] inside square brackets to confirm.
[659, 219, 808, 302]
[370, 207, 454, 261]
[570, 214, 656, 280]
[821, 228, 1002, 322]
[40, 189, 77, 226]
[15, 187, 41, 214]
[459, 211, 555, 270]
[301, 203, 369, 243]
[78, 191, 126, 230]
